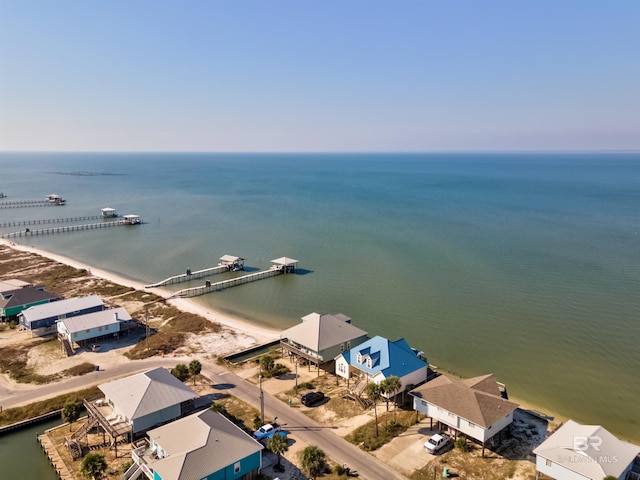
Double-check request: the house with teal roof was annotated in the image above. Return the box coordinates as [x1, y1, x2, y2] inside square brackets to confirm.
[335, 335, 428, 396]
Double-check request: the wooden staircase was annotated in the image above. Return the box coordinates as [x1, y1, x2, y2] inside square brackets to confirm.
[72, 415, 98, 441]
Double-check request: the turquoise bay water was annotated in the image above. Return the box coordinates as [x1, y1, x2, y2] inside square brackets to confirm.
[1, 152, 639, 441]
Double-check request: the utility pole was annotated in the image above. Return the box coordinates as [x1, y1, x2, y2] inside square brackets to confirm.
[145, 305, 149, 353]
[295, 358, 299, 395]
[259, 365, 264, 424]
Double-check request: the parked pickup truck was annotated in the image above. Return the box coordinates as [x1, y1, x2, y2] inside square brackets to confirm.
[424, 433, 451, 454]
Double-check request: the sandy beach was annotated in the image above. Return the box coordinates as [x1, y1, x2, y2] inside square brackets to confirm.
[0, 238, 280, 350]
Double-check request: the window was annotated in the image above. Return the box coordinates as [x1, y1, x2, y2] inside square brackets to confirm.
[545, 459, 552, 467]
[234, 462, 241, 474]
[356, 353, 363, 364]
[98, 326, 102, 332]
[86, 329, 90, 333]
[73, 332, 78, 338]
[366, 358, 372, 368]
[347, 341, 351, 349]
[340, 343, 344, 352]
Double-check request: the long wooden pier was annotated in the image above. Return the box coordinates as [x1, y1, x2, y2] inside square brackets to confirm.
[145, 255, 245, 288]
[0, 219, 139, 238]
[172, 266, 285, 298]
[0, 215, 103, 228]
[145, 264, 232, 288]
[0, 199, 64, 209]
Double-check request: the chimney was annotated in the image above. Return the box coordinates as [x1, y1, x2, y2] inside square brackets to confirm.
[114, 311, 118, 321]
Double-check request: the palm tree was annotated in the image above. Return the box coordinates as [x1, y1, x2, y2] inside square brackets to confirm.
[171, 363, 189, 381]
[260, 354, 275, 373]
[365, 382, 382, 436]
[81, 452, 107, 480]
[381, 376, 402, 423]
[267, 433, 289, 470]
[189, 359, 202, 385]
[62, 403, 80, 432]
[301, 445, 325, 480]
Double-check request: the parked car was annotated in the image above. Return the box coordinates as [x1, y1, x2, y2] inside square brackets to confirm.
[253, 423, 282, 440]
[301, 391, 325, 407]
[424, 433, 451, 454]
[90, 344, 101, 352]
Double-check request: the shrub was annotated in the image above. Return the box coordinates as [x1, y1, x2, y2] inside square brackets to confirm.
[455, 435, 469, 452]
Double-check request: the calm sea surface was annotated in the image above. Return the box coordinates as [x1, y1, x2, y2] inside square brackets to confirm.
[1, 152, 639, 442]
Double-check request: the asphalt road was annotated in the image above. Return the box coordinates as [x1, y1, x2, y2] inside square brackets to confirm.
[0, 357, 179, 409]
[204, 366, 408, 480]
[1, 358, 408, 480]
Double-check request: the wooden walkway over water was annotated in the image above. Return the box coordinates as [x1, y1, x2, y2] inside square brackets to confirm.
[170, 257, 298, 298]
[145, 255, 245, 288]
[172, 267, 284, 298]
[0, 219, 140, 238]
[145, 264, 232, 288]
[0, 215, 102, 228]
[0, 199, 64, 209]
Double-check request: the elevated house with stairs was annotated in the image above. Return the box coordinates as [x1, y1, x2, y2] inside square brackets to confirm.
[126, 409, 263, 480]
[57, 306, 135, 354]
[69, 368, 198, 460]
[335, 336, 428, 406]
[409, 373, 518, 455]
[280, 312, 368, 372]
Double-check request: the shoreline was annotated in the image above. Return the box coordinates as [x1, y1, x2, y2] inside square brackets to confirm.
[3, 239, 635, 444]
[0, 238, 280, 345]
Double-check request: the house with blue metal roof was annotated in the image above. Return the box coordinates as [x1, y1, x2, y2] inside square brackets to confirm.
[335, 335, 428, 396]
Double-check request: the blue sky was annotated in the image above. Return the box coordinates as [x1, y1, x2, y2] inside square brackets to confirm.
[1, 1, 638, 152]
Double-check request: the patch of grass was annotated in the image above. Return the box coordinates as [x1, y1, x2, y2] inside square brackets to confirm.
[409, 443, 536, 480]
[41, 264, 89, 290]
[345, 409, 418, 451]
[125, 309, 220, 359]
[63, 362, 96, 376]
[0, 386, 101, 427]
[0, 338, 55, 384]
[262, 363, 291, 379]
[90, 280, 134, 297]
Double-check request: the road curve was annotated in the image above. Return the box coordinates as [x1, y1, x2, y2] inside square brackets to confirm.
[1, 357, 407, 480]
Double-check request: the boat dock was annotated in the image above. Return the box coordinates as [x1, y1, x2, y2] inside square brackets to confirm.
[0, 217, 142, 238]
[144, 255, 245, 288]
[171, 257, 298, 298]
[38, 429, 75, 480]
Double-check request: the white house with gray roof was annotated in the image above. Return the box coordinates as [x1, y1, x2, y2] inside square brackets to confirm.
[57, 306, 133, 346]
[130, 409, 263, 480]
[533, 419, 640, 480]
[99, 367, 197, 436]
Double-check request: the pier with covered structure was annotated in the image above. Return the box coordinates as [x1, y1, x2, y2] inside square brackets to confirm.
[144, 254, 245, 288]
[172, 257, 299, 298]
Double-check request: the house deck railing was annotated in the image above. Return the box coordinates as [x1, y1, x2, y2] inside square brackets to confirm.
[280, 340, 322, 364]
